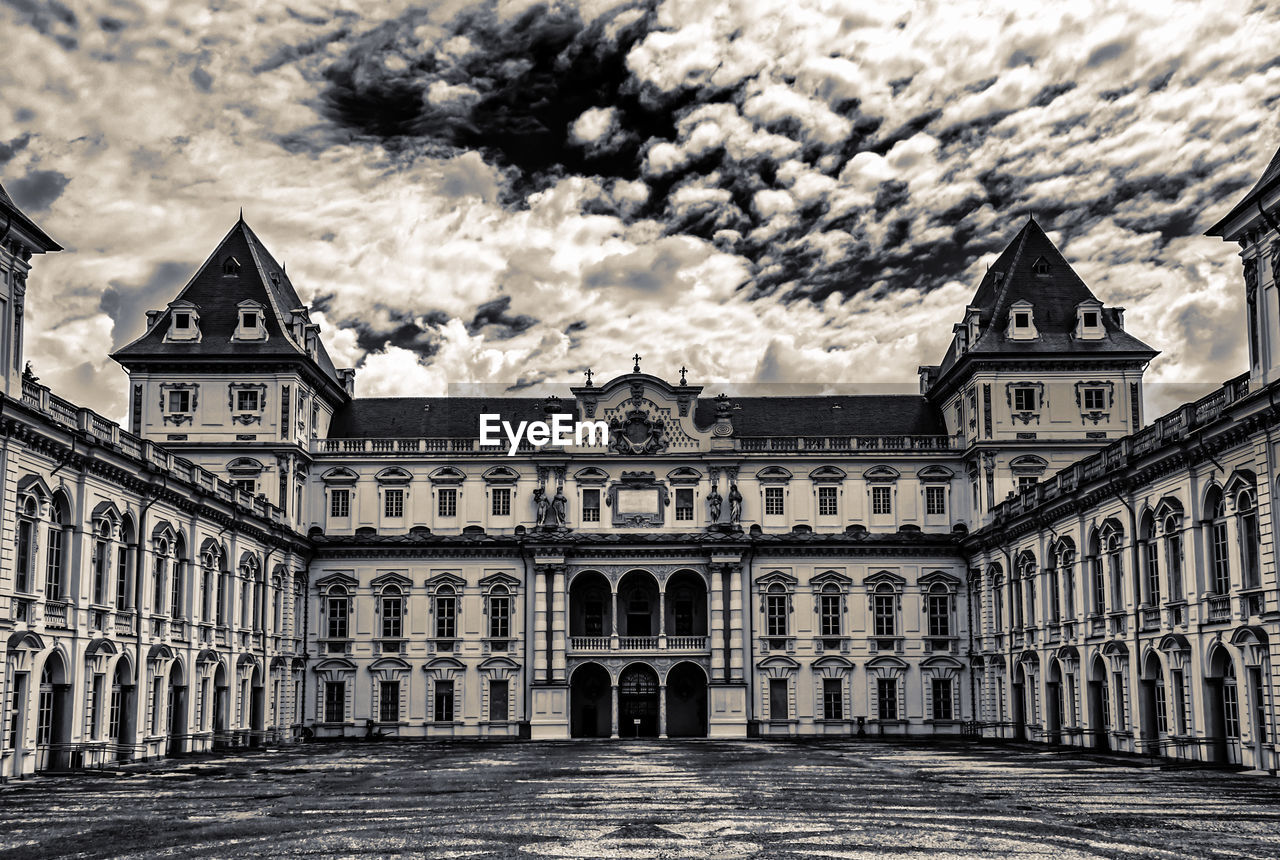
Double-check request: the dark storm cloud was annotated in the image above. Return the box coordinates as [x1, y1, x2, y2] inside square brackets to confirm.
[7, 168, 69, 211]
[2, 0, 79, 50]
[467, 296, 537, 338]
[0, 133, 32, 166]
[99, 261, 193, 350]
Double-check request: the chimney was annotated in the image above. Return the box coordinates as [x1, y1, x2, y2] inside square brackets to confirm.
[337, 368, 356, 397]
[145, 309, 162, 329]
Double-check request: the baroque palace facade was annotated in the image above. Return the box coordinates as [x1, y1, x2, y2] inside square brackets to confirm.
[3, 146, 1280, 778]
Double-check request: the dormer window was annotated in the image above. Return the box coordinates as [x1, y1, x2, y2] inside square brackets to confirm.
[1007, 301, 1038, 340]
[163, 302, 201, 343]
[232, 301, 268, 342]
[222, 257, 240, 275]
[1032, 256, 1050, 275]
[1075, 301, 1105, 340]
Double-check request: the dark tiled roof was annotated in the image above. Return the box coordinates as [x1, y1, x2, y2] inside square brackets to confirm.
[1207, 142, 1280, 236]
[311, 528, 963, 549]
[0, 180, 61, 252]
[111, 218, 344, 392]
[328, 393, 944, 439]
[328, 397, 554, 438]
[693, 395, 946, 437]
[934, 219, 1156, 381]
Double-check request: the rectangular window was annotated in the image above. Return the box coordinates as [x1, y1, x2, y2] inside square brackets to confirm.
[116, 546, 130, 609]
[233, 478, 256, 496]
[324, 681, 345, 723]
[379, 681, 400, 723]
[45, 528, 63, 600]
[167, 389, 191, 413]
[110, 684, 122, 740]
[871, 486, 892, 516]
[768, 678, 788, 720]
[1083, 311, 1099, 328]
[384, 488, 404, 519]
[434, 681, 455, 722]
[171, 563, 183, 620]
[928, 593, 950, 637]
[764, 486, 784, 517]
[675, 488, 694, 521]
[877, 677, 899, 720]
[151, 677, 164, 735]
[93, 540, 109, 604]
[1082, 388, 1106, 411]
[326, 596, 348, 639]
[1223, 682, 1240, 738]
[1018, 476, 1038, 491]
[489, 595, 510, 638]
[15, 519, 32, 592]
[242, 311, 258, 330]
[817, 486, 838, 517]
[329, 489, 350, 519]
[381, 595, 403, 639]
[1172, 669, 1187, 734]
[1144, 541, 1160, 605]
[489, 679, 509, 722]
[491, 487, 511, 517]
[931, 678, 954, 720]
[819, 593, 841, 637]
[175, 312, 191, 329]
[438, 488, 457, 518]
[1013, 386, 1037, 412]
[925, 486, 946, 517]
[89, 675, 103, 740]
[1091, 556, 1105, 614]
[765, 593, 788, 637]
[822, 678, 843, 720]
[435, 596, 456, 639]
[1166, 534, 1183, 600]
[235, 389, 259, 412]
[582, 489, 600, 522]
[1211, 521, 1230, 594]
[1155, 678, 1168, 734]
[873, 593, 896, 637]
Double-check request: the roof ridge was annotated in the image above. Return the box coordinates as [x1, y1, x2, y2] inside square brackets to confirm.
[237, 222, 306, 359]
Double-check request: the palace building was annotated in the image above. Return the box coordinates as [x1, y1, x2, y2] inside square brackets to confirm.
[3, 144, 1280, 777]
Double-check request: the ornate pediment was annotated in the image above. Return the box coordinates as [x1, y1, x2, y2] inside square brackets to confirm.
[609, 408, 668, 455]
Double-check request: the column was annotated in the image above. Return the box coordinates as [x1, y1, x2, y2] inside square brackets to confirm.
[710, 565, 726, 682]
[658, 589, 667, 648]
[610, 683, 619, 738]
[728, 564, 745, 681]
[551, 566, 567, 682]
[611, 588, 620, 647]
[533, 566, 548, 683]
[659, 684, 668, 739]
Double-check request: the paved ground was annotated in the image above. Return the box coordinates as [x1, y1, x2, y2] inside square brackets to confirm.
[2, 740, 1279, 859]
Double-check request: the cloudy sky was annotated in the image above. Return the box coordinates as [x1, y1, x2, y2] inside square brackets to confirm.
[2, 0, 1278, 423]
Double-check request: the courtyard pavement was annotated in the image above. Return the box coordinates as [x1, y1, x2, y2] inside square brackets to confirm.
[1, 740, 1279, 859]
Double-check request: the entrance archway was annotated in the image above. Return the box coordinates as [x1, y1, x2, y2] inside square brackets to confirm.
[1138, 651, 1162, 756]
[665, 662, 707, 737]
[212, 663, 229, 748]
[249, 666, 265, 747]
[1206, 646, 1241, 765]
[1087, 655, 1110, 751]
[570, 663, 610, 738]
[618, 664, 659, 737]
[1045, 658, 1062, 745]
[36, 652, 71, 771]
[167, 661, 187, 757]
[111, 658, 136, 762]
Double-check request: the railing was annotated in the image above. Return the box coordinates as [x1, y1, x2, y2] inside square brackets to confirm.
[17, 376, 287, 526]
[1206, 594, 1232, 622]
[666, 636, 708, 650]
[114, 610, 135, 635]
[990, 373, 1250, 526]
[44, 601, 70, 629]
[570, 636, 611, 651]
[317, 437, 537, 455]
[317, 433, 960, 455]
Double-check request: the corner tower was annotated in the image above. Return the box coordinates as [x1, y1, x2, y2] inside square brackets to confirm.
[919, 218, 1158, 521]
[111, 217, 353, 526]
[0, 181, 61, 398]
[1207, 142, 1280, 389]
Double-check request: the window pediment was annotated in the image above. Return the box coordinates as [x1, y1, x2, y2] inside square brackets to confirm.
[666, 467, 702, 486]
[371, 572, 412, 590]
[479, 571, 520, 590]
[808, 466, 846, 482]
[916, 465, 953, 482]
[321, 467, 358, 485]
[863, 465, 899, 483]
[314, 572, 358, 590]
[482, 466, 519, 485]
[429, 466, 466, 485]
[757, 570, 797, 590]
[918, 570, 960, 590]
[376, 467, 413, 485]
[755, 466, 792, 484]
[864, 570, 905, 588]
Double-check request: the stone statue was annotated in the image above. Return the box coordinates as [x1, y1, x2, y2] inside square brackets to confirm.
[551, 485, 568, 526]
[707, 485, 722, 523]
[728, 484, 743, 524]
[533, 488, 550, 527]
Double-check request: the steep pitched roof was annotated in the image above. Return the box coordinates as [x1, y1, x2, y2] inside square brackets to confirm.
[933, 219, 1156, 382]
[1206, 141, 1280, 237]
[111, 218, 345, 397]
[0, 180, 61, 252]
[329, 397, 550, 438]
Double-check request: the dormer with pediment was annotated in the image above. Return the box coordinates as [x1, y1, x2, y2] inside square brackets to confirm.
[569, 371, 712, 454]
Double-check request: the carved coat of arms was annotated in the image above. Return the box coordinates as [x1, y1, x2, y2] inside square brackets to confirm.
[609, 409, 668, 454]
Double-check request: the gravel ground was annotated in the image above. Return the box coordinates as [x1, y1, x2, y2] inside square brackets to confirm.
[1, 740, 1278, 859]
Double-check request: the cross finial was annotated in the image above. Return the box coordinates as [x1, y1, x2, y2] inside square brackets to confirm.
[583, 367, 593, 387]
[679, 365, 688, 386]
[632, 353, 642, 373]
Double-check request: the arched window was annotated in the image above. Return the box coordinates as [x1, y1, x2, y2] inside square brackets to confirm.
[990, 569, 1004, 633]
[1140, 511, 1160, 607]
[1046, 550, 1060, 623]
[819, 583, 842, 637]
[15, 494, 38, 594]
[325, 585, 349, 639]
[927, 583, 950, 637]
[1207, 488, 1230, 595]
[200, 544, 222, 624]
[488, 584, 510, 639]
[216, 558, 229, 627]
[1087, 530, 1104, 615]
[765, 583, 788, 637]
[91, 517, 114, 605]
[1103, 523, 1124, 609]
[1163, 514, 1184, 601]
[1237, 488, 1260, 589]
[45, 494, 70, 601]
[152, 534, 171, 615]
[171, 535, 187, 621]
[872, 583, 897, 637]
[116, 515, 135, 610]
[434, 585, 457, 639]
[381, 585, 404, 639]
[1056, 542, 1076, 619]
[1018, 553, 1037, 627]
[272, 575, 283, 634]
